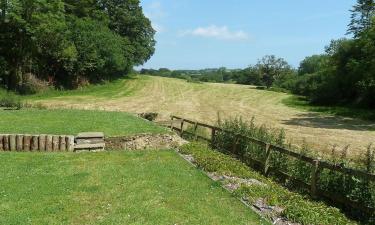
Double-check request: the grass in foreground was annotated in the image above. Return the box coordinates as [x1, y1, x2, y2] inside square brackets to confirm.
[179, 142, 357, 225]
[0, 109, 168, 136]
[0, 150, 267, 225]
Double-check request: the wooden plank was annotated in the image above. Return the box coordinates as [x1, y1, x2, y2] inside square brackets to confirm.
[23, 135, 31, 151]
[9, 135, 16, 151]
[59, 136, 66, 151]
[74, 143, 105, 150]
[16, 135, 23, 151]
[31, 135, 39, 151]
[76, 138, 104, 145]
[66, 136, 74, 152]
[39, 135, 46, 151]
[52, 136, 59, 151]
[46, 135, 53, 152]
[319, 161, 375, 182]
[3, 135, 9, 151]
[76, 132, 104, 139]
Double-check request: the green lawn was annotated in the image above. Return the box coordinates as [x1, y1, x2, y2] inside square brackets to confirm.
[0, 109, 168, 136]
[0, 150, 267, 225]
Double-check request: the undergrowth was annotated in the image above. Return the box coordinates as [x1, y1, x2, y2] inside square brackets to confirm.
[211, 117, 374, 223]
[179, 142, 355, 225]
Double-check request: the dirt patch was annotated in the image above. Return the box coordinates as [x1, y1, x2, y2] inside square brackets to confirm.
[105, 134, 188, 150]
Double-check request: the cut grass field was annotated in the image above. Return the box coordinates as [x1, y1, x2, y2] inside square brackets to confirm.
[0, 108, 168, 136]
[24, 75, 375, 158]
[0, 150, 267, 225]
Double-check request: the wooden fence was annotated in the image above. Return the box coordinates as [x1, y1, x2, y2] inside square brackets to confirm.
[167, 115, 375, 215]
[0, 134, 74, 152]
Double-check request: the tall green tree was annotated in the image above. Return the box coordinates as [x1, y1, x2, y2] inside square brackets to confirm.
[0, 0, 155, 91]
[348, 0, 375, 37]
[255, 55, 292, 88]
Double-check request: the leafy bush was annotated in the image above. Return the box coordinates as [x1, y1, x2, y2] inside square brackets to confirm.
[180, 142, 355, 225]
[209, 117, 375, 222]
[0, 92, 23, 109]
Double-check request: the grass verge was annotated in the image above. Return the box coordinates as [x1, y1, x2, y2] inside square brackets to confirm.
[179, 142, 356, 225]
[0, 150, 267, 225]
[0, 108, 168, 136]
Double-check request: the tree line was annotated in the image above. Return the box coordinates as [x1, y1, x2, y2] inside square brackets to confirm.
[141, 0, 375, 109]
[0, 0, 155, 93]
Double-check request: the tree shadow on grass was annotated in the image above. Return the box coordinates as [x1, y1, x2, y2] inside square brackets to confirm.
[282, 96, 375, 122]
[282, 112, 375, 131]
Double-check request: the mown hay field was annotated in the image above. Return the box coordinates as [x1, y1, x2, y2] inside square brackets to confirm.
[29, 75, 375, 158]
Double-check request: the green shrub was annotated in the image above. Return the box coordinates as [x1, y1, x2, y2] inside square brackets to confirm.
[180, 142, 355, 225]
[0, 92, 23, 109]
[206, 117, 374, 222]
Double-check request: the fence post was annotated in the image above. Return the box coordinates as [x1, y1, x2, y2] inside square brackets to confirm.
[211, 128, 216, 148]
[0, 135, 3, 151]
[232, 135, 239, 154]
[193, 122, 198, 140]
[31, 135, 39, 151]
[310, 159, 320, 198]
[169, 116, 174, 130]
[263, 143, 272, 176]
[180, 119, 185, 137]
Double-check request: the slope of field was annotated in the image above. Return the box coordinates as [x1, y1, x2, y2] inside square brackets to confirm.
[30, 75, 375, 157]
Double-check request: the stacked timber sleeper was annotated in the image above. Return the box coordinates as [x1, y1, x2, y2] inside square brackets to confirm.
[0, 134, 74, 152]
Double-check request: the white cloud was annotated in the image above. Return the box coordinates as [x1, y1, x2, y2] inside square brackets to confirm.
[180, 25, 249, 41]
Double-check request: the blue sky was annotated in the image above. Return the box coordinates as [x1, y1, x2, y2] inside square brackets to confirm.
[140, 0, 355, 69]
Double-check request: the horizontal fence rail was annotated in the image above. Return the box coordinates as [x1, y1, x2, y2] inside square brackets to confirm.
[167, 115, 375, 215]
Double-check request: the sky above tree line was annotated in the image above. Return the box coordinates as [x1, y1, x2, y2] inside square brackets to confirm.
[139, 0, 355, 69]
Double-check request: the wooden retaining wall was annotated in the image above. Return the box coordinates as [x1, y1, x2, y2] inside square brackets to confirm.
[0, 134, 74, 152]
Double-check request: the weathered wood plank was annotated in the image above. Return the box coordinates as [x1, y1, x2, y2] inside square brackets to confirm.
[46, 135, 53, 151]
[23, 135, 31, 151]
[74, 143, 105, 150]
[31, 135, 39, 151]
[76, 132, 104, 139]
[66, 136, 74, 152]
[16, 135, 23, 151]
[59, 136, 66, 151]
[3, 135, 9, 151]
[52, 136, 59, 151]
[9, 135, 16, 151]
[39, 135, 46, 151]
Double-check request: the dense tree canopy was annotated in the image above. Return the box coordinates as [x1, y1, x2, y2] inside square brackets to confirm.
[0, 0, 155, 92]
